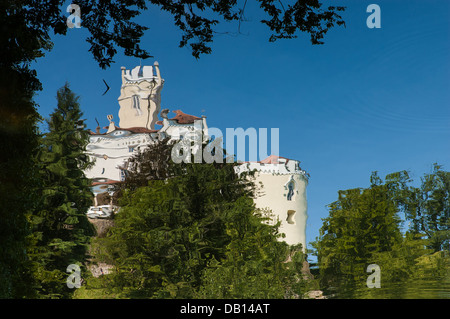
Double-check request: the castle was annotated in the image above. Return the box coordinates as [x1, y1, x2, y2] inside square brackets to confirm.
[84, 62, 309, 250]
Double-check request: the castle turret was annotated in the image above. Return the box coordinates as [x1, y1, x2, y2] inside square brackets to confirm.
[237, 155, 309, 250]
[118, 61, 164, 129]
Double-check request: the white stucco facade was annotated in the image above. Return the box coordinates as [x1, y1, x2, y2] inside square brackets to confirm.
[85, 129, 156, 182]
[237, 156, 309, 250]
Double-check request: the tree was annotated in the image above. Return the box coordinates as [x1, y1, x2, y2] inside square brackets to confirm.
[65, 0, 345, 64]
[0, 66, 41, 298]
[390, 164, 450, 252]
[0, 1, 54, 297]
[115, 137, 177, 193]
[1, 0, 345, 298]
[0, 47, 45, 298]
[362, 232, 449, 299]
[198, 206, 307, 299]
[88, 139, 308, 298]
[26, 83, 95, 298]
[313, 173, 404, 297]
[91, 139, 249, 297]
[313, 168, 450, 298]
[2, 1, 346, 70]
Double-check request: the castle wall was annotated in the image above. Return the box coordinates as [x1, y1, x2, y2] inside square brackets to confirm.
[85, 131, 153, 182]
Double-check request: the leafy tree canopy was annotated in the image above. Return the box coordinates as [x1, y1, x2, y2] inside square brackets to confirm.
[2, 0, 345, 69]
[87, 139, 309, 298]
[26, 83, 95, 298]
[313, 165, 450, 298]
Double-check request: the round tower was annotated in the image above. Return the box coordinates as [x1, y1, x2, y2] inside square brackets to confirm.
[237, 155, 309, 251]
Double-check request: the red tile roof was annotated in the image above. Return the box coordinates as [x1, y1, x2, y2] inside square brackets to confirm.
[156, 110, 201, 126]
[171, 110, 201, 124]
[258, 155, 290, 164]
[91, 180, 122, 186]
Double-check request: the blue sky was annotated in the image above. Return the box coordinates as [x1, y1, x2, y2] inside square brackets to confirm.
[32, 0, 450, 254]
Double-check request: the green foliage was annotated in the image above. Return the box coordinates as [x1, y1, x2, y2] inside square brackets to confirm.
[90, 140, 309, 298]
[68, 0, 346, 64]
[313, 166, 450, 298]
[0, 63, 42, 299]
[392, 164, 450, 252]
[26, 83, 95, 298]
[313, 181, 403, 297]
[198, 208, 307, 299]
[357, 233, 449, 298]
[2, 1, 346, 70]
[0, 0, 345, 299]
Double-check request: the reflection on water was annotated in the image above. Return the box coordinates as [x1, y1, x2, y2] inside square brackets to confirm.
[319, 252, 450, 299]
[350, 280, 450, 299]
[322, 279, 450, 299]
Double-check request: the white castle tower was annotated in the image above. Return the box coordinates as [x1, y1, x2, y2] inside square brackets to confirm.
[118, 61, 164, 130]
[237, 155, 309, 251]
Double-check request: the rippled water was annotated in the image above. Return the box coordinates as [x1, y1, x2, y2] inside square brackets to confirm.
[316, 251, 450, 299]
[351, 280, 450, 299]
[322, 274, 450, 299]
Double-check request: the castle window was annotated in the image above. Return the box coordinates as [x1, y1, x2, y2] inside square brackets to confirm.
[120, 169, 127, 181]
[287, 181, 294, 201]
[286, 210, 296, 224]
[132, 95, 142, 116]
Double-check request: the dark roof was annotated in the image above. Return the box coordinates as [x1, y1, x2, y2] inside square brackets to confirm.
[119, 127, 159, 133]
[89, 129, 105, 135]
[89, 126, 158, 135]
